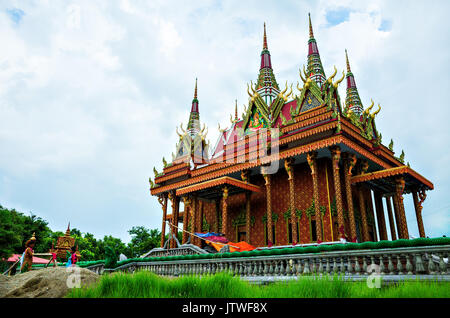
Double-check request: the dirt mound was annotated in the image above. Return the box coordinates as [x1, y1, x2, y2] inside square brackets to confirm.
[1, 267, 99, 298]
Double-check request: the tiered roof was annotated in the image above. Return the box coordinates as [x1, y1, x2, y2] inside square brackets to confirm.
[256, 23, 280, 106]
[306, 13, 326, 87]
[173, 79, 209, 167]
[344, 50, 364, 115]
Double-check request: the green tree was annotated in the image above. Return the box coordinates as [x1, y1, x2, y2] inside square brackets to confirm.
[126, 226, 161, 258]
[0, 206, 22, 260]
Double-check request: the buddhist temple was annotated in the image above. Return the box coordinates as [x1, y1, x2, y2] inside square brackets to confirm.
[50, 223, 81, 260]
[149, 15, 433, 250]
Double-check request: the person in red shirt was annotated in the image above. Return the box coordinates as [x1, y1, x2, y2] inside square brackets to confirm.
[70, 246, 78, 267]
[46, 251, 57, 268]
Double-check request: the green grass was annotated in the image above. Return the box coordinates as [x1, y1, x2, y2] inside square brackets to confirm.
[66, 271, 450, 298]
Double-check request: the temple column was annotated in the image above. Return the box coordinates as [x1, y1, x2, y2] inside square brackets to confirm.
[197, 200, 203, 246]
[366, 190, 378, 241]
[329, 146, 345, 240]
[263, 173, 273, 245]
[358, 186, 370, 242]
[284, 158, 297, 244]
[343, 153, 357, 241]
[245, 192, 252, 244]
[392, 194, 402, 238]
[412, 190, 427, 238]
[394, 177, 409, 239]
[385, 196, 397, 240]
[190, 196, 197, 243]
[168, 192, 177, 248]
[222, 186, 229, 239]
[307, 152, 322, 242]
[374, 191, 388, 241]
[182, 196, 191, 244]
[158, 194, 168, 248]
[214, 199, 220, 233]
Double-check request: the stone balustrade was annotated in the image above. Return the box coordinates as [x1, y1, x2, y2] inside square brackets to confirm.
[109, 245, 449, 279]
[140, 244, 209, 258]
[85, 263, 105, 275]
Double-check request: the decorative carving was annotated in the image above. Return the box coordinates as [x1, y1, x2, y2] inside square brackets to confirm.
[182, 196, 192, 208]
[222, 186, 229, 200]
[284, 157, 294, 180]
[418, 190, 427, 212]
[241, 170, 250, 183]
[306, 152, 317, 175]
[348, 153, 357, 175]
[330, 146, 341, 170]
[361, 160, 369, 174]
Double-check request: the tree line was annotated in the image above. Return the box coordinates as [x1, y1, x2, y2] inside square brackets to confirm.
[0, 205, 180, 265]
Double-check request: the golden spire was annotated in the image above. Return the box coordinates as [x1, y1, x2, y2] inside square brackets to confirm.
[308, 13, 314, 39]
[65, 222, 71, 236]
[235, 100, 238, 121]
[194, 77, 198, 99]
[345, 49, 351, 72]
[31, 232, 36, 240]
[263, 22, 268, 50]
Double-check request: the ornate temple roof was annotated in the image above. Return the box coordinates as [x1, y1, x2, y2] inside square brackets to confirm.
[306, 13, 326, 87]
[173, 79, 209, 167]
[345, 49, 364, 115]
[256, 23, 280, 106]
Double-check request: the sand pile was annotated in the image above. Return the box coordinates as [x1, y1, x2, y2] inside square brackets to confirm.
[0, 267, 99, 298]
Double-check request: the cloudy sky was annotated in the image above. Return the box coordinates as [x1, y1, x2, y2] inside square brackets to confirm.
[0, 0, 449, 243]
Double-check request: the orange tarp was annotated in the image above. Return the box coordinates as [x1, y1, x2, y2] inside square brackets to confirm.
[206, 241, 255, 253]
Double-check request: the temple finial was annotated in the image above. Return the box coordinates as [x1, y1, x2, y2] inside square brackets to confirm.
[263, 22, 268, 50]
[66, 222, 70, 236]
[345, 49, 351, 72]
[308, 13, 314, 39]
[235, 100, 238, 120]
[194, 78, 198, 100]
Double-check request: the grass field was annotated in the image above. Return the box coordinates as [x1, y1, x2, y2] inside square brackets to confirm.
[66, 271, 450, 298]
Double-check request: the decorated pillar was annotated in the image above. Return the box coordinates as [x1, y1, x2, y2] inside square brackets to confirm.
[374, 191, 388, 241]
[182, 196, 192, 244]
[190, 196, 197, 243]
[198, 200, 203, 239]
[245, 192, 252, 244]
[412, 190, 427, 238]
[263, 172, 273, 245]
[366, 189, 378, 241]
[158, 194, 168, 248]
[343, 153, 357, 241]
[307, 151, 322, 242]
[392, 194, 402, 239]
[385, 196, 397, 240]
[284, 157, 297, 244]
[222, 186, 229, 239]
[394, 177, 409, 239]
[329, 146, 345, 240]
[357, 186, 370, 242]
[168, 191, 176, 248]
[214, 199, 220, 233]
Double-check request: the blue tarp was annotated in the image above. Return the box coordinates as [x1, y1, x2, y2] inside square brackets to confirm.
[195, 232, 222, 238]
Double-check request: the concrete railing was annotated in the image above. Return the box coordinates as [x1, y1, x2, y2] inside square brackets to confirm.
[110, 245, 449, 278]
[140, 244, 209, 258]
[85, 263, 105, 275]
